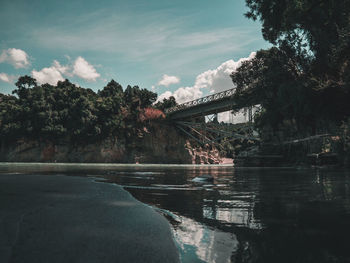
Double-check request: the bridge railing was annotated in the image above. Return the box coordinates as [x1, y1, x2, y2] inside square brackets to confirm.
[165, 88, 236, 114]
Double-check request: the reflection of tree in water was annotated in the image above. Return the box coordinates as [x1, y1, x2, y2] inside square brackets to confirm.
[100, 167, 350, 263]
[7, 165, 349, 262]
[234, 169, 350, 263]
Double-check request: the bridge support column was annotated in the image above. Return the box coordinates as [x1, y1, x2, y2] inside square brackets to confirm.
[248, 106, 253, 123]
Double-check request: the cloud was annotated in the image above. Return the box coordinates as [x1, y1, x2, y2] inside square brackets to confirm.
[32, 65, 65, 85]
[157, 91, 173, 102]
[158, 74, 180, 87]
[157, 52, 256, 104]
[31, 57, 100, 85]
[0, 73, 17, 83]
[52, 60, 70, 75]
[31, 10, 261, 69]
[73, 56, 100, 81]
[195, 51, 256, 94]
[162, 86, 203, 104]
[0, 48, 30, 68]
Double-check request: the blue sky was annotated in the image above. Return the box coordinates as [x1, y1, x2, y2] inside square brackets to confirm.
[0, 0, 270, 103]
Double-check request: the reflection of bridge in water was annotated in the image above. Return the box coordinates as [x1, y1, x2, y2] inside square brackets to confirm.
[165, 88, 259, 145]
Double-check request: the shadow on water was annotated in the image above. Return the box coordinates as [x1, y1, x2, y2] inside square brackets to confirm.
[1, 163, 350, 263]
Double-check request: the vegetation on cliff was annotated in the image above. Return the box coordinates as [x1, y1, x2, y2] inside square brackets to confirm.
[0, 76, 174, 144]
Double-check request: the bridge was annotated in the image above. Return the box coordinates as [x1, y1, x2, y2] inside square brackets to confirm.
[165, 88, 240, 120]
[164, 88, 259, 146]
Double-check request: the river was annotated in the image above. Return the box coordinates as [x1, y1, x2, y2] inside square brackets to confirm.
[0, 163, 349, 263]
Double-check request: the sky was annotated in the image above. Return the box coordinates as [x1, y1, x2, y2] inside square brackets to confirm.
[0, 0, 270, 121]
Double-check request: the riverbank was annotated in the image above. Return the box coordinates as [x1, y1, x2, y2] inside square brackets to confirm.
[0, 173, 179, 263]
[0, 123, 229, 164]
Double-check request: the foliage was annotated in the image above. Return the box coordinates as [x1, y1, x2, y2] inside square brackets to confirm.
[245, 0, 350, 73]
[340, 118, 350, 165]
[231, 0, 350, 138]
[139, 108, 165, 122]
[124, 85, 157, 108]
[231, 48, 317, 132]
[96, 80, 125, 137]
[154, 96, 177, 112]
[0, 76, 159, 143]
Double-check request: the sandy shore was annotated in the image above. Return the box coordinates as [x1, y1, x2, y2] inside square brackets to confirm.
[0, 173, 180, 263]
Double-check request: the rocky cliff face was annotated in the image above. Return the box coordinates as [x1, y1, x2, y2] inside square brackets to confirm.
[0, 123, 226, 164]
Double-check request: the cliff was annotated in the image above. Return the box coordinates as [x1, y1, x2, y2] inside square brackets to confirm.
[0, 123, 225, 164]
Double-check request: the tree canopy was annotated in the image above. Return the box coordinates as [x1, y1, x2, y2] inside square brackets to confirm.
[154, 96, 177, 112]
[0, 76, 163, 143]
[245, 0, 350, 73]
[230, 0, 350, 136]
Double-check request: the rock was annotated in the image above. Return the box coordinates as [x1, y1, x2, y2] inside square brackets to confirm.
[208, 157, 215, 164]
[0, 123, 193, 164]
[0, 123, 226, 165]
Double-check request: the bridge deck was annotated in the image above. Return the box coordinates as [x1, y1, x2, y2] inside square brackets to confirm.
[166, 88, 236, 120]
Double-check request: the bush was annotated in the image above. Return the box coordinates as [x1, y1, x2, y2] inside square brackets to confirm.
[139, 108, 165, 122]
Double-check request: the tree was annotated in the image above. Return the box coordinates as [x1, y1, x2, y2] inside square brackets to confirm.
[138, 88, 157, 108]
[231, 48, 316, 132]
[98, 80, 123, 98]
[124, 85, 157, 108]
[0, 94, 22, 141]
[154, 96, 177, 112]
[232, 0, 350, 135]
[13, 75, 37, 99]
[245, 0, 350, 86]
[0, 76, 163, 144]
[96, 80, 125, 137]
[245, 0, 350, 69]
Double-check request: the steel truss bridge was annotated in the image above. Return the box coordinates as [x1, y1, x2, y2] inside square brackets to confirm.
[165, 88, 259, 146]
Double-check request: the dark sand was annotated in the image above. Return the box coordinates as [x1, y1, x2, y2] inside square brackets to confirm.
[0, 174, 180, 263]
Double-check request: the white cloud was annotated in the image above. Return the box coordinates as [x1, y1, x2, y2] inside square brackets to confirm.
[157, 52, 256, 105]
[32, 66, 64, 85]
[157, 91, 173, 102]
[0, 48, 30, 68]
[31, 10, 261, 71]
[195, 51, 256, 94]
[73, 56, 100, 81]
[31, 56, 100, 85]
[158, 74, 180, 87]
[31, 59, 72, 85]
[172, 86, 203, 104]
[52, 60, 70, 75]
[156, 73, 206, 104]
[156, 86, 202, 104]
[0, 73, 17, 83]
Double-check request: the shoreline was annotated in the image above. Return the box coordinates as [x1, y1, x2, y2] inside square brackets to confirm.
[0, 162, 320, 170]
[0, 162, 234, 168]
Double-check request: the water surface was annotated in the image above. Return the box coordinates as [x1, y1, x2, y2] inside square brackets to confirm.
[1, 164, 349, 263]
